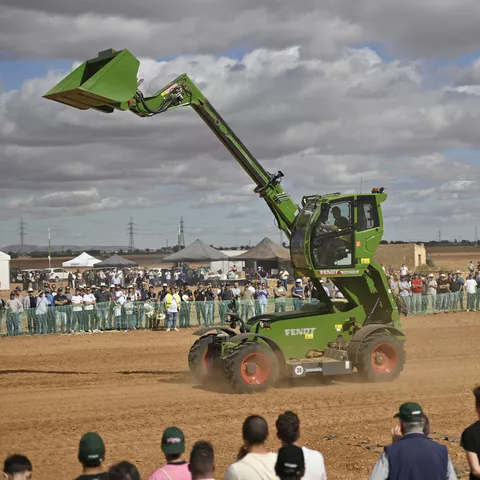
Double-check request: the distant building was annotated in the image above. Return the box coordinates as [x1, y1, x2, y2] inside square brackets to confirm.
[374, 243, 427, 270]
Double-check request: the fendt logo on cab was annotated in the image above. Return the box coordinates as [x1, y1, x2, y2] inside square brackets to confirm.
[285, 328, 317, 336]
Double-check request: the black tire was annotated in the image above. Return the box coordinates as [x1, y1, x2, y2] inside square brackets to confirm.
[225, 341, 278, 394]
[357, 334, 405, 382]
[55, 276, 60, 282]
[188, 336, 220, 382]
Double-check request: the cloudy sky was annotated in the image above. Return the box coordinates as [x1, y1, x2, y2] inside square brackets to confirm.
[1, 0, 480, 249]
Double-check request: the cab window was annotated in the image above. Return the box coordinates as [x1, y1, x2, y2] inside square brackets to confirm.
[357, 197, 379, 231]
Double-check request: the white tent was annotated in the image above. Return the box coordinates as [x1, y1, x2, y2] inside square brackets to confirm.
[62, 252, 101, 268]
[0, 251, 10, 291]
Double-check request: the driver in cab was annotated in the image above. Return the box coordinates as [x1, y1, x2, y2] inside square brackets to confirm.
[332, 206, 349, 229]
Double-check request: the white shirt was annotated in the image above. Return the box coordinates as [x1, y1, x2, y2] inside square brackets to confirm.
[302, 446, 327, 480]
[465, 278, 477, 294]
[224, 452, 277, 480]
[71, 295, 84, 312]
[400, 266, 408, 276]
[83, 293, 96, 310]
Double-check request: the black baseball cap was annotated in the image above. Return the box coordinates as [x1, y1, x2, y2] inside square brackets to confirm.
[394, 402, 425, 422]
[78, 432, 105, 466]
[161, 427, 185, 455]
[275, 445, 305, 478]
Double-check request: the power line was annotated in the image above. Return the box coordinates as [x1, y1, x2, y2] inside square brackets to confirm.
[126, 217, 138, 252]
[18, 216, 27, 257]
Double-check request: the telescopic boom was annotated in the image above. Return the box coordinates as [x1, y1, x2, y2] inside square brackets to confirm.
[43, 49, 299, 236]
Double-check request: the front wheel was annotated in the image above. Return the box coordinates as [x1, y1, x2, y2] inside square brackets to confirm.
[188, 336, 221, 382]
[55, 276, 60, 282]
[225, 342, 278, 393]
[357, 334, 405, 382]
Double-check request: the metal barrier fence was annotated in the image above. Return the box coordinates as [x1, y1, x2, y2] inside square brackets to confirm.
[0, 292, 479, 336]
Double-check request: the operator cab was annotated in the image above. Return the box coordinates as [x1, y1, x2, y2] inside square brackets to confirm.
[290, 191, 385, 274]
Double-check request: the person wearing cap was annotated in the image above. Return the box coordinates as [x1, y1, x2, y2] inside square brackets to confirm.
[3, 454, 32, 480]
[23, 288, 37, 334]
[369, 402, 457, 480]
[436, 272, 451, 312]
[426, 273, 438, 313]
[75, 432, 107, 480]
[275, 444, 305, 480]
[35, 290, 49, 334]
[204, 284, 216, 326]
[225, 415, 277, 480]
[149, 427, 190, 480]
[398, 275, 412, 313]
[194, 285, 207, 327]
[5, 291, 24, 336]
[291, 279, 304, 311]
[82, 287, 97, 333]
[124, 285, 137, 331]
[461, 386, 480, 480]
[274, 280, 287, 313]
[450, 271, 465, 312]
[188, 441, 215, 480]
[275, 411, 326, 480]
[71, 288, 84, 333]
[54, 287, 70, 334]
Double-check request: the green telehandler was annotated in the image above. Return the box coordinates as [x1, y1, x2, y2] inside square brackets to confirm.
[44, 48, 406, 393]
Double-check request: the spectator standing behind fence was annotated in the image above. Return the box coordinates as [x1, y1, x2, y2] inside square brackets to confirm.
[426, 274, 437, 313]
[83, 287, 96, 333]
[369, 402, 457, 480]
[54, 287, 70, 334]
[398, 276, 412, 312]
[476, 272, 480, 311]
[279, 268, 289, 289]
[465, 275, 477, 312]
[5, 291, 23, 336]
[275, 411, 327, 480]
[23, 288, 36, 334]
[204, 285, 216, 326]
[71, 288, 84, 333]
[410, 274, 422, 314]
[437, 273, 451, 312]
[468, 261, 475, 276]
[400, 264, 408, 276]
[256, 283, 269, 315]
[150, 426, 190, 480]
[451, 271, 465, 311]
[461, 386, 480, 480]
[241, 283, 255, 320]
[75, 432, 108, 480]
[274, 280, 287, 313]
[291, 279, 304, 311]
[3, 454, 32, 480]
[189, 441, 215, 480]
[164, 286, 181, 332]
[225, 415, 277, 480]
[35, 290, 49, 334]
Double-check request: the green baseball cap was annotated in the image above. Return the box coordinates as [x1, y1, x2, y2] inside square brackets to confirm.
[161, 427, 185, 455]
[78, 432, 105, 466]
[394, 402, 425, 422]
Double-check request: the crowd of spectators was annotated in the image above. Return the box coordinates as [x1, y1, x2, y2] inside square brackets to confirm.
[4, 387, 480, 479]
[385, 262, 480, 314]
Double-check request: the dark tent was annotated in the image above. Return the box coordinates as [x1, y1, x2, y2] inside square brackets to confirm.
[94, 254, 138, 268]
[235, 237, 290, 261]
[163, 239, 229, 263]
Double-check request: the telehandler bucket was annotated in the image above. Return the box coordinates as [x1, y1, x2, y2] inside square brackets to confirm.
[43, 49, 140, 113]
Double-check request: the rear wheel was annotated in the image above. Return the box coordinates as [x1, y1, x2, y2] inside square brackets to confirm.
[357, 334, 405, 382]
[188, 336, 221, 382]
[225, 341, 278, 393]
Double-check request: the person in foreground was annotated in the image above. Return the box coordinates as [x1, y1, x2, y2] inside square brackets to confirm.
[149, 427, 190, 480]
[275, 445, 305, 480]
[107, 461, 141, 480]
[75, 432, 108, 480]
[369, 402, 457, 480]
[225, 415, 277, 480]
[275, 410, 326, 479]
[461, 386, 480, 480]
[188, 441, 214, 480]
[3, 455, 32, 480]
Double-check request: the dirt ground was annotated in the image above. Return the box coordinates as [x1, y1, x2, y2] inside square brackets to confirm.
[1, 313, 479, 479]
